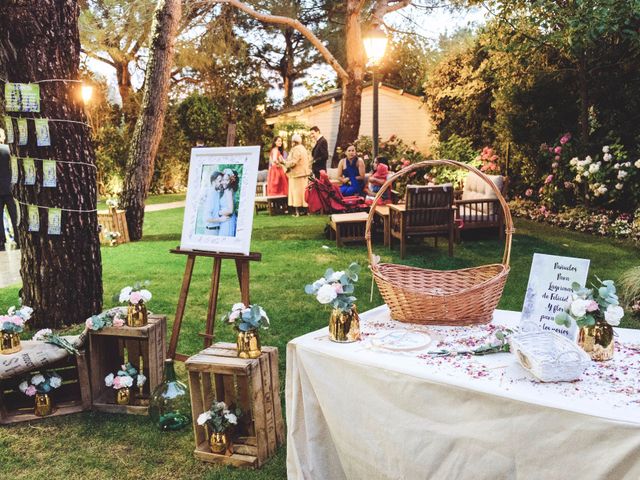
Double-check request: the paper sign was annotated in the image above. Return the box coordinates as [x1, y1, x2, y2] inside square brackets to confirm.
[42, 160, 56, 187]
[4, 117, 14, 144]
[48, 208, 61, 235]
[520, 253, 590, 340]
[28, 205, 39, 232]
[17, 118, 28, 145]
[23, 157, 36, 185]
[10, 156, 18, 184]
[4, 83, 40, 112]
[35, 118, 51, 146]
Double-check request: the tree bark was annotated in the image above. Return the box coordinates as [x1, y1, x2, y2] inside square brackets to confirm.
[0, 0, 102, 328]
[281, 27, 296, 107]
[121, 0, 182, 240]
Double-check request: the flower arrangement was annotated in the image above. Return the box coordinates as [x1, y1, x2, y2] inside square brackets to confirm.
[105, 230, 121, 246]
[0, 305, 33, 333]
[555, 279, 624, 328]
[85, 307, 127, 331]
[196, 401, 241, 433]
[223, 303, 269, 332]
[106, 198, 118, 210]
[118, 281, 152, 305]
[18, 371, 62, 397]
[305, 263, 360, 312]
[32, 328, 79, 355]
[105, 362, 147, 391]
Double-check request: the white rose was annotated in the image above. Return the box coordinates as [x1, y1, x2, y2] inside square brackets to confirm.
[635, 159, 640, 169]
[121, 376, 134, 388]
[330, 271, 345, 282]
[569, 157, 578, 166]
[617, 170, 627, 180]
[613, 163, 620, 169]
[575, 175, 582, 183]
[615, 183, 623, 190]
[316, 284, 338, 304]
[584, 156, 592, 164]
[197, 411, 212, 425]
[588, 163, 600, 173]
[19, 306, 33, 319]
[312, 278, 326, 290]
[18, 381, 29, 393]
[603, 153, 612, 162]
[582, 171, 589, 177]
[119, 286, 133, 303]
[624, 162, 631, 167]
[137, 374, 147, 386]
[49, 375, 62, 389]
[139, 289, 152, 302]
[224, 412, 238, 425]
[597, 186, 608, 195]
[604, 305, 624, 326]
[104, 373, 114, 387]
[31, 374, 45, 386]
[602, 145, 609, 153]
[32, 328, 52, 342]
[232, 303, 245, 312]
[570, 299, 590, 318]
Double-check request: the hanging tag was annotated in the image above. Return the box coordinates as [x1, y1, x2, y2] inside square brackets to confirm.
[4, 116, 14, 144]
[48, 208, 62, 235]
[35, 118, 51, 147]
[42, 159, 57, 187]
[28, 205, 39, 232]
[10, 156, 18, 184]
[4, 83, 40, 112]
[23, 157, 36, 185]
[17, 118, 28, 145]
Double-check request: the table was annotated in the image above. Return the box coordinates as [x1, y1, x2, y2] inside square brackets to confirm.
[286, 306, 640, 480]
[374, 205, 390, 246]
[328, 212, 368, 247]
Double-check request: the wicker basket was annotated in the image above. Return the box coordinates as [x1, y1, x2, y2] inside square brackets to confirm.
[365, 159, 514, 326]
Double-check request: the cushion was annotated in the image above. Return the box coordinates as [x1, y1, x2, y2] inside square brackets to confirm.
[461, 174, 504, 214]
[327, 168, 340, 183]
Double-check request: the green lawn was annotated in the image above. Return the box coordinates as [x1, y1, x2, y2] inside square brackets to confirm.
[96, 193, 186, 210]
[0, 208, 638, 479]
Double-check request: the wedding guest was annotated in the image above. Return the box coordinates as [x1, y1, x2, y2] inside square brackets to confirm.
[267, 136, 288, 196]
[286, 133, 311, 216]
[365, 156, 389, 196]
[219, 169, 238, 236]
[0, 128, 19, 251]
[337, 144, 365, 196]
[310, 126, 328, 178]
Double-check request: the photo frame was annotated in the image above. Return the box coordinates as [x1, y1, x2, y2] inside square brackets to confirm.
[180, 146, 260, 255]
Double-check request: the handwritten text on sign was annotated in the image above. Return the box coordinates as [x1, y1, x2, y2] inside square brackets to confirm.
[520, 253, 590, 340]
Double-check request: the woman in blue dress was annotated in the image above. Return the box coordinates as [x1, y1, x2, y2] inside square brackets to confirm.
[219, 169, 238, 237]
[337, 144, 365, 196]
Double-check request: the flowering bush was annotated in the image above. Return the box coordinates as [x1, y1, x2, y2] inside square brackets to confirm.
[18, 371, 62, 397]
[222, 303, 269, 332]
[0, 305, 33, 333]
[305, 263, 360, 312]
[118, 281, 152, 305]
[555, 278, 624, 328]
[197, 401, 241, 433]
[477, 146, 500, 174]
[104, 362, 146, 390]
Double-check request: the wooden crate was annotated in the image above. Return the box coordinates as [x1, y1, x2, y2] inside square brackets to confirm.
[186, 343, 284, 468]
[98, 209, 130, 245]
[0, 352, 91, 424]
[88, 315, 166, 414]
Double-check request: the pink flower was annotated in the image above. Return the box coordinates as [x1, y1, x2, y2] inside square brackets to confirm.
[333, 283, 344, 294]
[552, 162, 559, 169]
[560, 133, 571, 145]
[25, 385, 36, 396]
[85, 318, 93, 329]
[544, 175, 554, 184]
[586, 301, 599, 312]
[548, 147, 554, 153]
[129, 291, 143, 304]
[554, 146, 562, 154]
[401, 159, 410, 167]
[113, 376, 122, 389]
[539, 206, 547, 213]
[564, 182, 573, 189]
[554, 155, 560, 161]
[113, 318, 125, 327]
[525, 188, 533, 197]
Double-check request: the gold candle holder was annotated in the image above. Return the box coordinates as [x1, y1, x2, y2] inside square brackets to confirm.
[0, 331, 21, 355]
[34, 393, 53, 416]
[236, 330, 261, 359]
[209, 431, 230, 455]
[329, 306, 361, 343]
[116, 387, 131, 405]
[578, 318, 614, 361]
[127, 301, 148, 327]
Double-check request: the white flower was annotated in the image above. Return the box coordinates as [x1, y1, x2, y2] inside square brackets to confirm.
[49, 375, 62, 389]
[635, 159, 640, 169]
[31, 374, 45, 386]
[330, 271, 345, 282]
[32, 328, 52, 342]
[615, 183, 624, 190]
[582, 171, 589, 177]
[139, 290, 152, 302]
[588, 162, 600, 173]
[617, 170, 627, 180]
[120, 375, 133, 388]
[624, 162, 631, 167]
[224, 412, 238, 425]
[604, 305, 624, 326]
[228, 310, 240, 323]
[18, 381, 28, 393]
[603, 153, 612, 162]
[7, 306, 15, 315]
[137, 374, 147, 386]
[197, 411, 212, 425]
[613, 163, 620, 169]
[584, 156, 592, 164]
[574, 175, 582, 183]
[232, 303, 245, 312]
[215, 401, 227, 410]
[602, 145, 609, 153]
[597, 185, 608, 195]
[569, 157, 578, 166]
[316, 284, 338, 304]
[104, 373, 114, 387]
[311, 278, 326, 290]
[570, 299, 591, 318]
[19, 306, 33, 319]
[119, 286, 133, 303]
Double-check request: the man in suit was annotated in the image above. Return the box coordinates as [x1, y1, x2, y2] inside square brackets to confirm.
[310, 126, 328, 178]
[0, 128, 19, 251]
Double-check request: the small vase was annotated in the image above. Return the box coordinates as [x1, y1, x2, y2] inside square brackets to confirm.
[236, 329, 261, 359]
[34, 393, 53, 416]
[329, 306, 361, 343]
[209, 431, 229, 454]
[578, 318, 614, 361]
[116, 387, 131, 405]
[0, 331, 21, 354]
[127, 301, 148, 327]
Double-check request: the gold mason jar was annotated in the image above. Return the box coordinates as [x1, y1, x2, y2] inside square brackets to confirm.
[578, 317, 614, 361]
[236, 329, 261, 359]
[0, 331, 21, 355]
[329, 306, 361, 343]
[209, 431, 229, 454]
[116, 387, 131, 405]
[34, 393, 53, 416]
[127, 301, 148, 327]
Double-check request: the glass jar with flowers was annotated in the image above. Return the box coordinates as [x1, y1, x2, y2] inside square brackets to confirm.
[18, 371, 63, 416]
[305, 263, 361, 343]
[0, 305, 33, 354]
[105, 362, 147, 405]
[117, 281, 152, 327]
[196, 401, 241, 454]
[555, 278, 624, 361]
[223, 304, 269, 358]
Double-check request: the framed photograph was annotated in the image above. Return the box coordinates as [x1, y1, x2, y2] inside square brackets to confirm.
[180, 146, 260, 255]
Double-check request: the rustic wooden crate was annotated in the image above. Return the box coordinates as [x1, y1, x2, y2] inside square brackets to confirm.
[0, 352, 91, 424]
[88, 315, 166, 414]
[98, 209, 130, 245]
[186, 343, 284, 468]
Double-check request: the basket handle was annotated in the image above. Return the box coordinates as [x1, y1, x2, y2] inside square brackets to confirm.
[365, 159, 514, 267]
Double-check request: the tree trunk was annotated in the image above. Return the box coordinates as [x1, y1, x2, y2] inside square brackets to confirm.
[114, 57, 138, 123]
[0, 0, 102, 328]
[121, 0, 182, 240]
[281, 27, 295, 107]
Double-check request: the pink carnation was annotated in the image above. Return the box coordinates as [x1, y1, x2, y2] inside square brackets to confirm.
[560, 133, 571, 145]
[129, 291, 143, 304]
[25, 385, 36, 396]
[113, 318, 125, 327]
[586, 301, 599, 312]
[544, 175, 554, 184]
[85, 318, 94, 329]
[554, 146, 562, 154]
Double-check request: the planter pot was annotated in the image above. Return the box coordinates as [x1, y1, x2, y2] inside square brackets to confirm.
[127, 301, 148, 327]
[116, 387, 131, 405]
[329, 306, 361, 343]
[209, 431, 230, 454]
[578, 318, 614, 361]
[34, 393, 53, 416]
[236, 330, 261, 359]
[1, 331, 21, 354]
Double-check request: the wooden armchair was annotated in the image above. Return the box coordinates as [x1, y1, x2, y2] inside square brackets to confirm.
[389, 184, 455, 259]
[455, 174, 507, 239]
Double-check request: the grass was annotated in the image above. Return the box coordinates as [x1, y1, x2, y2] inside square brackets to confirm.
[0, 207, 638, 479]
[96, 193, 186, 211]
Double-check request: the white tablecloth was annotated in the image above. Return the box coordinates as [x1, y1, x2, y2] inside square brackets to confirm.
[286, 306, 640, 480]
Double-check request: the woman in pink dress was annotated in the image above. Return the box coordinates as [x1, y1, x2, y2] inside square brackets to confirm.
[267, 136, 288, 196]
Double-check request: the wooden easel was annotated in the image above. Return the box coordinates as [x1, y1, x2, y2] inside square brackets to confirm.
[167, 248, 262, 361]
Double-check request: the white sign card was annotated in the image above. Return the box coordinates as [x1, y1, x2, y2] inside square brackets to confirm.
[48, 208, 62, 235]
[23, 157, 36, 185]
[42, 160, 57, 187]
[35, 119, 51, 146]
[10, 156, 18, 184]
[4, 117, 14, 144]
[520, 253, 590, 340]
[28, 205, 39, 232]
[17, 118, 28, 145]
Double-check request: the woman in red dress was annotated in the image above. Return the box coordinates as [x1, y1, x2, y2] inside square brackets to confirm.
[267, 136, 288, 196]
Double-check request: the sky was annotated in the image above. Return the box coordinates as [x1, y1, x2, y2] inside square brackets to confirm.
[86, 4, 486, 105]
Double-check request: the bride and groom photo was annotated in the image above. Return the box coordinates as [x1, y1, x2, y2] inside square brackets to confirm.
[198, 166, 240, 238]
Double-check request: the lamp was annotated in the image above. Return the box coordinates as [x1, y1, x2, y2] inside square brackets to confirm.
[81, 85, 93, 104]
[363, 24, 388, 159]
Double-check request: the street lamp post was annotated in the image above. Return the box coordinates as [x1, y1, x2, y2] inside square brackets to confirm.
[363, 24, 388, 160]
